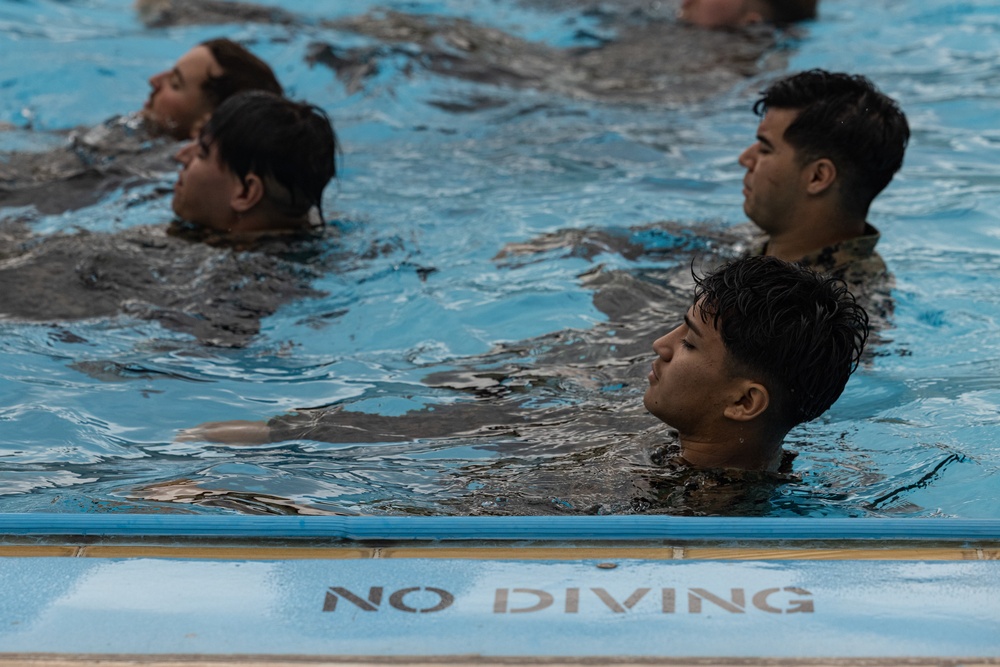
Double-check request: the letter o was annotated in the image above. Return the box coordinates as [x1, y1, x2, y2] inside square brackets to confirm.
[389, 587, 455, 613]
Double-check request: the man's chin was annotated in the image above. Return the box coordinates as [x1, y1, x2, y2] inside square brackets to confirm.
[142, 116, 168, 138]
[141, 114, 186, 140]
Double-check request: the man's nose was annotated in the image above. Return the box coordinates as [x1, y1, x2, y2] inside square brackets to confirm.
[738, 144, 755, 169]
[149, 71, 165, 90]
[652, 332, 675, 361]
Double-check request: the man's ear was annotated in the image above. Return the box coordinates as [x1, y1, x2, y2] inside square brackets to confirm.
[231, 172, 265, 213]
[724, 381, 770, 422]
[743, 0, 771, 24]
[805, 157, 837, 196]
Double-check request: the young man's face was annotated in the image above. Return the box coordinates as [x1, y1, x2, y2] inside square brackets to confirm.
[737, 107, 810, 237]
[643, 302, 744, 437]
[171, 137, 240, 231]
[142, 45, 222, 140]
[677, 0, 757, 28]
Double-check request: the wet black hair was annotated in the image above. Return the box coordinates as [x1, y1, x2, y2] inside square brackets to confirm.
[694, 255, 869, 429]
[753, 69, 910, 217]
[204, 91, 337, 221]
[200, 38, 283, 108]
[761, 0, 817, 25]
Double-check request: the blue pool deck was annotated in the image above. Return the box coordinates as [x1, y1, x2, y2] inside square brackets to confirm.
[0, 515, 998, 666]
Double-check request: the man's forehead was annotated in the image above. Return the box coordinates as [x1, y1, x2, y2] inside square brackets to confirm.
[176, 45, 223, 82]
[196, 133, 225, 163]
[759, 107, 800, 134]
[688, 299, 716, 330]
[689, 299, 730, 357]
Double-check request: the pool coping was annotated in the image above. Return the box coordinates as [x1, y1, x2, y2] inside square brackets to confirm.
[1, 514, 997, 541]
[1, 514, 997, 559]
[2, 514, 998, 664]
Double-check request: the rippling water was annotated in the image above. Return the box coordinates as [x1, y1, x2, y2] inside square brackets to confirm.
[0, 0, 998, 518]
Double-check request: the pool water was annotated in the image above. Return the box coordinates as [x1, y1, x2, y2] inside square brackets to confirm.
[0, 0, 998, 519]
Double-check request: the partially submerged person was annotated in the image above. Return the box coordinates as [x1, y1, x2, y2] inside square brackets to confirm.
[0, 38, 283, 214]
[677, 0, 817, 29]
[0, 91, 340, 347]
[737, 69, 909, 288]
[644, 255, 868, 472]
[136, 0, 297, 31]
[130, 1, 819, 112]
[317, 0, 818, 108]
[169, 90, 338, 241]
[179, 256, 868, 478]
[139, 0, 817, 31]
[141, 38, 283, 140]
[502, 69, 909, 329]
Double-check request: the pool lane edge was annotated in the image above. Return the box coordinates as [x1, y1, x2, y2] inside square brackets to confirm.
[0, 514, 997, 559]
[1, 514, 998, 542]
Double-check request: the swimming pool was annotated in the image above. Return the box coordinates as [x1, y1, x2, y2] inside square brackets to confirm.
[0, 0, 998, 520]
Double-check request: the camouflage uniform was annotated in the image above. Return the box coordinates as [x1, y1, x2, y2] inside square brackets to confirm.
[748, 223, 893, 326]
[748, 223, 886, 287]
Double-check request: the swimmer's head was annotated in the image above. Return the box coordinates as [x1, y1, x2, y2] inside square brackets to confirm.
[677, 0, 817, 29]
[689, 255, 868, 431]
[142, 38, 282, 141]
[172, 91, 337, 234]
[644, 256, 868, 470]
[750, 69, 909, 220]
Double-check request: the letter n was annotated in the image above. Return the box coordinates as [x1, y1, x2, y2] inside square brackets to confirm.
[591, 588, 650, 613]
[323, 586, 383, 612]
[688, 588, 745, 613]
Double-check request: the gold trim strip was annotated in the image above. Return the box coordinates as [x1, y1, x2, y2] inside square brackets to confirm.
[0, 654, 998, 666]
[0, 545, 990, 561]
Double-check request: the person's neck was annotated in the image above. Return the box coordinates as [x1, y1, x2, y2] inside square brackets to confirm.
[677, 430, 784, 472]
[229, 210, 311, 236]
[763, 211, 867, 263]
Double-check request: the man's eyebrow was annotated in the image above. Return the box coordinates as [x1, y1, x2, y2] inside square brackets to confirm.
[683, 313, 703, 337]
[757, 133, 774, 148]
